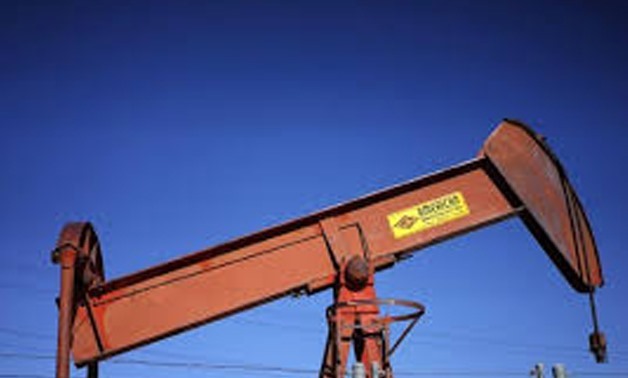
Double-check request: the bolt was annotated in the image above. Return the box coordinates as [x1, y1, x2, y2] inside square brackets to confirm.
[51, 249, 60, 264]
[345, 256, 369, 291]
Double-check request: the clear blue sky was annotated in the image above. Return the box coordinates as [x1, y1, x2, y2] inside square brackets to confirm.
[1, 1, 627, 377]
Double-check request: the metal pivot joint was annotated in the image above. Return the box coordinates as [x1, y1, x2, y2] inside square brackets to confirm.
[319, 256, 426, 378]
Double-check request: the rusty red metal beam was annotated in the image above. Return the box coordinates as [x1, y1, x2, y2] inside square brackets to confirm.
[481, 121, 602, 291]
[53, 120, 603, 367]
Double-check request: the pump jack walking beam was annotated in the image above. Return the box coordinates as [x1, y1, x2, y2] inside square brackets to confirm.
[52, 120, 605, 378]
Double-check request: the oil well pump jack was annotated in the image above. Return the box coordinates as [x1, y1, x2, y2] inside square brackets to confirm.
[51, 120, 606, 378]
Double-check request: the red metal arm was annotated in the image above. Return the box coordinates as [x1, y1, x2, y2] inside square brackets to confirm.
[52, 120, 604, 372]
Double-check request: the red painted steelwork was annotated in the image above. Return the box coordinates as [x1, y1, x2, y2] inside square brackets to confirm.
[52, 222, 105, 378]
[319, 257, 425, 378]
[53, 247, 77, 378]
[321, 270, 383, 378]
[52, 120, 604, 371]
[481, 120, 603, 291]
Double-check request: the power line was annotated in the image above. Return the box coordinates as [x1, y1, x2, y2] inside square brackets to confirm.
[0, 327, 54, 340]
[4, 351, 627, 378]
[3, 322, 628, 365]
[109, 357, 318, 375]
[0, 340, 54, 354]
[231, 316, 607, 355]
[234, 317, 628, 363]
[418, 329, 591, 353]
[0, 352, 316, 376]
[0, 283, 55, 296]
[0, 352, 52, 361]
[0, 352, 524, 376]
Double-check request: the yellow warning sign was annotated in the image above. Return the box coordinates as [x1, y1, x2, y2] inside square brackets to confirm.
[387, 192, 470, 239]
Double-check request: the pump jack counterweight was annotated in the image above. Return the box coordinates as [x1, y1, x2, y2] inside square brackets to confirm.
[51, 121, 606, 377]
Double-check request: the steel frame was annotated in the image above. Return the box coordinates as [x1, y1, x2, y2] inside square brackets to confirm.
[52, 121, 605, 377]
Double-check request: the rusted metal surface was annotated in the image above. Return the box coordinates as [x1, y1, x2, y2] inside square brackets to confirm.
[320, 258, 426, 378]
[66, 158, 519, 365]
[320, 259, 382, 378]
[344, 256, 370, 291]
[53, 120, 604, 370]
[481, 120, 603, 291]
[52, 222, 104, 378]
[53, 247, 77, 378]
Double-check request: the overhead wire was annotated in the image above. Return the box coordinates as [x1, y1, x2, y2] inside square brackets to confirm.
[0, 352, 528, 377]
[0, 327, 55, 340]
[2, 321, 628, 365]
[3, 351, 628, 377]
[0, 283, 54, 295]
[229, 316, 628, 362]
[0, 352, 316, 376]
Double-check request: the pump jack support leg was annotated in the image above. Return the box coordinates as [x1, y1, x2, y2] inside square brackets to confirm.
[320, 312, 353, 378]
[53, 247, 78, 378]
[320, 255, 389, 378]
[357, 312, 389, 377]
